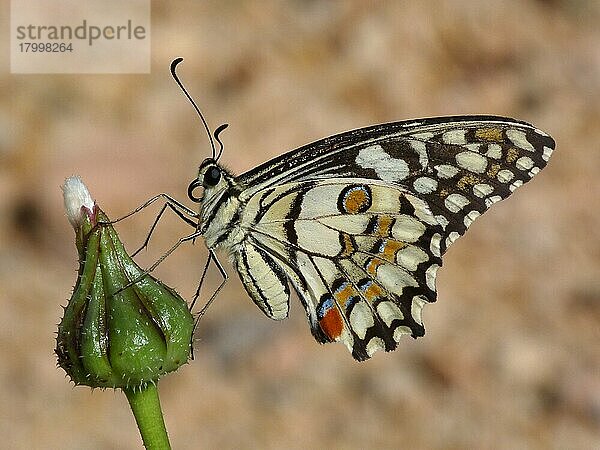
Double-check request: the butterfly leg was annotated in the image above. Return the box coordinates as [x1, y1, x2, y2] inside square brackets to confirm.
[112, 229, 204, 295]
[100, 193, 199, 256]
[131, 200, 199, 257]
[110, 193, 198, 224]
[190, 250, 213, 312]
[192, 249, 228, 331]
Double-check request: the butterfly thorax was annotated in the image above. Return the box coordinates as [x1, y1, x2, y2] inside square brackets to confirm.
[193, 160, 246, 253]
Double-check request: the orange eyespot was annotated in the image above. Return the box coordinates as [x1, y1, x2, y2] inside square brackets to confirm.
[338, 185, 372, 214]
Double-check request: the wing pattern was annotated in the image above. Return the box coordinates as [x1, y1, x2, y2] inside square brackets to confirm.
[226, 116, 555, 360]
[238, 116, 555, 253]
[235, 180, 442, 360]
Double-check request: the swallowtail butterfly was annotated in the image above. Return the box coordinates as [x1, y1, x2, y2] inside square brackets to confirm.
[172, 59, 555, 361]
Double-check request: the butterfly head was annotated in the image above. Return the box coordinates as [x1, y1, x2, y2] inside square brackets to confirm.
[187, 158, 239, 244]
[187, 158, 232, 204]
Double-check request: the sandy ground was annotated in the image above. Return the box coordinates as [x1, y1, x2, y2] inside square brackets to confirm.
[1, 1, 600, 449]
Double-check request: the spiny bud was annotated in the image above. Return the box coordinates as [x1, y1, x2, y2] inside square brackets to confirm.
[56, 177, 194, 390]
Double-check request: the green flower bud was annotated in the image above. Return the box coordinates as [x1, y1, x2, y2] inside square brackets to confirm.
[57, 176, 194, 390]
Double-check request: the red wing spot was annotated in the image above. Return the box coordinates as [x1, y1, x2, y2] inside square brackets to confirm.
[319, 307, 343, 340]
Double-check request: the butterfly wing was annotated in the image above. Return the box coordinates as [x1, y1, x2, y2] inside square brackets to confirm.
[238, 116, 555, 254]
[231, 116, 555, 360]
[236, 178, 443, 360]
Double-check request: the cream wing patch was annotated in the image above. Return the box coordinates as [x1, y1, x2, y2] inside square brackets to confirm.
[356, 144, 410, 182]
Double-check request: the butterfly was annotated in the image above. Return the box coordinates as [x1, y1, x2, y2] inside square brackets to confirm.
[167, 59, 555, 361]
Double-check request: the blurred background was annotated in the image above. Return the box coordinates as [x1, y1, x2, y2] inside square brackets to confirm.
[2, 1, 600, 448]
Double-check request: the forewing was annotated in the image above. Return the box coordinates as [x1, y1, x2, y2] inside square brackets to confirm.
[237, 116, 555, 254]
[239, 179, 443, 360]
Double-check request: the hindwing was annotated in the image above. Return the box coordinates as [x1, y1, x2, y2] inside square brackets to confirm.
[236, 179, 443, 360]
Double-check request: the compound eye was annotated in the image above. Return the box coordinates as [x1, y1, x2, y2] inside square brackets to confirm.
[203, 166, 221, 187]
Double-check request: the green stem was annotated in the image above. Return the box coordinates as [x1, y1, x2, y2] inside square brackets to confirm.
[124, 384, 171, 450]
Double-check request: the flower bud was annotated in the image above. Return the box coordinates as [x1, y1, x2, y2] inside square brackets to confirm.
[57, 177, 194, 389]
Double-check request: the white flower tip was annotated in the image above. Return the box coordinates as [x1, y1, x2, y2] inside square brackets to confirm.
[62, 176, 95, 228]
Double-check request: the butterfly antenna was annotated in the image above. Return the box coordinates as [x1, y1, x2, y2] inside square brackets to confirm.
[170, 57, 217, 159]
[214, 123, 229, 161]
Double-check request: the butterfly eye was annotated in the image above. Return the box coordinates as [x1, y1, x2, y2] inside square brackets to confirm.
[203, 166, 221, 187]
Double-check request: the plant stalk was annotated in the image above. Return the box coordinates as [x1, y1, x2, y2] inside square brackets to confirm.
[124, 384, 171, 450]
